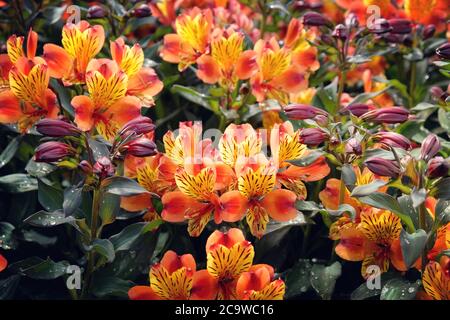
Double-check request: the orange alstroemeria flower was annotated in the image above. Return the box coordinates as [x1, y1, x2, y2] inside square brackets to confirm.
[0, 253, 7, 272]
[0, 29, 59, 131]
[161, 167, 248, 236]
[149, 0, 180, 26]
[404, 0, 449, 33]
[43, 20, 105, 85]
[427, 223, 450, 261]
[205, 228, 255, 299]
[71, 59, 141, 140]
[128, 250, 218, 300]
[245, 37, 308, 105]
[422, 257, 450, 300]
[336, 0, 402, 25]
[160, 7, 214, 71]
[236, 264, 286, 300]
[271, 121, 330, 199]
[110, 38, 163, 107]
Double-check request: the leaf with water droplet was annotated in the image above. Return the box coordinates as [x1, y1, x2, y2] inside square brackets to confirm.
[0, 174, 38, 193]
[9, 257, 70, 280]
[310, 262, 342, 300]
[380, 278, 420, 300]
[24, 210, 76, 227]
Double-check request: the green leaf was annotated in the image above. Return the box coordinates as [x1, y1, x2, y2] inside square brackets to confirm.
[21, 229, 57, 247]
[0, 136, 21, 170]
[0, 275, 21, 300]
[286, 150, 323, 167]
[41, 6, 66, 24]
[438, 108, 450, 133]
[380, 278, 420, 300]
[312, 79, 338, 114]
[99, 192, 120, 226]
[310, 262, 342, 300]
[63, 186, 83, 216]
[341, 164, 356, 190]
[350, 180, 387, 197]
[350, 272, 397, 300]
[109, 222, 148, 251]
[0, 222, 17, 250]
[295, 201, 320, 211]
[327, 204, 356, 220]
[400, 229, 427, 268]
[435, 199, 450, 224]
[411, 102, 437, 112]
[141, 219, 164, 233]
[91, 274, 134, 298]
[9, 257, 70, 280]
[347, 86, 389, 105]
[171, 84, 217, 111]
[90, 239, 115, 263]
[102, 176, 147, 196]
[38, 179, 63, 212]
[284, 259, 313, 298]
[0, 174, 38, 193]
[24, 210, 76, 227]
[25, 159, 55, 177]
[430, 177, 450, 200]
[410, 188, 427, 208]
[359, 192, 415, 232]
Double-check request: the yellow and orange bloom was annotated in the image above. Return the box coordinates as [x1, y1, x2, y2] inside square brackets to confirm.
[71, 59, 141, 140]
[236, 264, 286, 300]
[196, 27, 257, 90]
[404, 0, 449, 33]
[43, 20, 105, 85]
[128, 250, 218, 300]
[422, 257, 450, 300]
[248, 37, 308, 105]
[110, 38, 163, 107]
[0, 29, 59, 131]
[149, 0, 180, 26]
[160, 8, 214, 71]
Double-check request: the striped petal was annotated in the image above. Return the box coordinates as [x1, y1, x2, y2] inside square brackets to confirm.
[110, 38, 144, 78]
[422, 261, 450, 300]
[150, 264, 194, 300]
[9, 62, 49, 106]
[238, 167, 276, 198]
[7, 35, 24, 64]
[246, 205, 270, 238]
[175, 167, 215, 201]
[360, 210, 402, 244]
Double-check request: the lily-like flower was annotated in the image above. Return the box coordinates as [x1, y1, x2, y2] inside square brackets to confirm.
[422, 258, 450, 300]
[128, 250, 218, 300]
[236, 265, 285, 300]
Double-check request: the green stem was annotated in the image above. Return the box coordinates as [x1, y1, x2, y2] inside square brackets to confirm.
[259, 0, 267, 37]
[336, 70, 346, 115]
[409, 61, 416, 108]
[81, 187, 101, 299]
[338, 170, 346, 206]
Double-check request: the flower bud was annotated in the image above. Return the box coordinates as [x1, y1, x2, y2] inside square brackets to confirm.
[345, 13, 359, 28]
[436, 42, 450, 60]
[34, 141, 73, 163]
[373, 132, 411, 150]
[369, 18, 392, 34]
[361, 107, 409, 124]
[365, 157, 401, 178]
[345, 138, 362, 155]
[36, 119, 81, 137]
[319, 34, 334, 46]
[314, 114, 329, 126]
[87, 5, 108, 19]
[332, 24, 348, 39]
[423, 25, 436, 40]
[302, 12, 332, 27]
[93, 156, 114, 179]
[132, 4, 151, 18]
[341, 103, 370, 117]
[388, 19, 412, 34]
[284, 104, 328, 120]
[299, 128, 328, 146]
[420, 134, 440, 161]
[382, 33, 403, 44]
[426, 156, 449, 178]
[121, 138, 157, 157]
[429, 86, 447, 101]
[78, 160, 93, 175]
[119, 116, 155, 138]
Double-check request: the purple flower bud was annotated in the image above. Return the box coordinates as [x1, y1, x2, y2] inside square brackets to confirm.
[429, 86, 447, 101]
[382, 33, 403, 44]
[341, 103, 370, 117]
[426, 157, 449, 178]
[332, 24, 348, 39]
[314, 114, 329, 126]
[302, 12, 332, 27]
[361, 107, 410, 124]
[87, 5, 108, 19]
[345, 138, 362, 155]
[284, 104, 328, 120]
[369, 18, 392, 34]
[345, 13, 359, 28]
[34, 141, 73, 163]
[36, 119, 81, 137]
[365, 157, 401, 178]
[373, 132, 411, 150]
[78, 160, 93, 175]
[93, 156, 114, 179]
[388, 19, 412, 34]
[299, 128, 329, 146]
[436, 42, 450, 60]
[121, 138, 157, 157]
[119, 116, 155, 137]
[423, 25, 436, 40]
[420, 134, 440, 161]
[132, 4, 151, 18]
[319, 34, 334, 46]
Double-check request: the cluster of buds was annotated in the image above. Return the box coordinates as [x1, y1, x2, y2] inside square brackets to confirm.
[34, 141, 75, 163]
[360, 107, 410, 124]
[93, 157, 115, 180]
[113, 116, 157, 158]
[284, 104, 329, 121]
[436, 42, 450, 60]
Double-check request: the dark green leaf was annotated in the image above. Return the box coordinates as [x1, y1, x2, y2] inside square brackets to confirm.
[410, 188, 427, 208]
[109, 222, 148, 251]
[400, 229, 427, 268]
[284, 259, 313, 298]
[21, 229, 57, 247]
[350, 180, 387, 197]
[286, 150, 324, 167]
[24, 210, 75, 227]
[91, 274, 134, 298]
[0, 136, 21, 170]
[90, 239, 115, 263]
[38, 179, 63, 211]
[341, 164, 356, 190]
[99, 192, 120, 225]
[25, 159, 55, 177]
[0, 222, 17, 250]
[310, 262, 342, 300]
[380, 278, 420, 300]
[0, 174, 38, 193]
[295, 200, 320, 211]
[9, 257, 69, 280]
[0, 275, 21, 300]
[63, 186, 83, 216]
[430, 177, 450, 200]
[102, 176, 147, 196]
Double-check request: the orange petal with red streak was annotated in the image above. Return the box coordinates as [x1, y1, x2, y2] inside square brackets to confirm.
[335, 227, 365, 261]
[0, 90, 22, 123]
[128, 286, 160, 300]
[261, 189, 298, 222]
[191, 269, 219, 300]
[236, 50, 258, 80]
[272, 66, 308, 94]
[43, 44, 73, 79]
[120, 193, 151, 212]
[219, 190, 248, 222]
[205, 228, 246, 252]
[127, 67, 163, 99]
[161, 191, 195, 222]
[160, 250, 196, 274]
[160, 34, 182, 63]
[196, 54, 220, 84]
